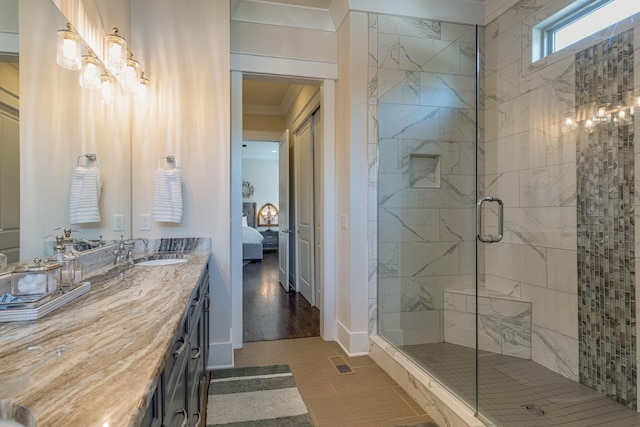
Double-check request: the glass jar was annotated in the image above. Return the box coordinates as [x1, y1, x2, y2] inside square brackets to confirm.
[11, 258, 61, 295]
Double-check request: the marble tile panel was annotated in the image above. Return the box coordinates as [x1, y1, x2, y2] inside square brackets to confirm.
[379, 71, 420, 105]
[485, 129, 547, 174]
[497, 0, 552, 37]
[444, 310, 474, 347]
[368, 259, 377, 298]
[519, 163, 576, 207]
[485, 242, 547, 288]
[441, 22, 476, 44]
[440, 108, 476, 142]
[368, 101, 378, 144]
[485, 275, 521, 298]
[377, 103, 441, 140]
[502, 206, 577, 250]
[492, 21, 522, 73]
[378, 243, 399, 279]
[369, 298, 377, 335]
[397, 139, 460, 176]
[377, 138, 400, 174]
[368, 143, 378, 185]
[400, 278, 442, 312]
[409, 153, 438, 187]
[484, 60, 519, 109]
[439, 208, 475, 242]
[377, 69, 418, 100]
[368, 182, 378, 220]
[420, 72, 476, 105]
[398, 37, 454, 72]
[419, 41, 466, 75]
[378, 32, 400, 69]
[485, 171, 520, 209]
[477, 314, 503, 354]
[519, 54, 575, 98]
[477, 295, 531, 319]
[397, 242, 461, 277]
[459, 242, 476, 276]
[368, 220, 378, 260]
[444, 291, 467, 312]
[546, 123, 577, 166]
[521, 283, 578, 338]
[459, 42, 478, 77]
[483, 105, 498, 145]
[546, 248, 577, 295]
[369, 15, 378, 67]
[531, 325, 579, 381]
[368, 66, 378, 101]
[377, 15, 441, 39]
[378, 207, 439, 243]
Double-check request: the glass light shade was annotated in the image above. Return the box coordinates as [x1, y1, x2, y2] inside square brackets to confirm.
[100, 75, 116, 104]
[79, 56, 102, 90]
[56, 26, 81, 70]
[104, 28, 127, 76]
[122, 57, 141, 92]
[135, 72, 150, 105]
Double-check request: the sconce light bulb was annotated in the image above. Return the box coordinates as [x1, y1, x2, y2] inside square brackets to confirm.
[79, 56, 102, 90]
[598, 107, 606, 117]
[56, 25, 82, 70]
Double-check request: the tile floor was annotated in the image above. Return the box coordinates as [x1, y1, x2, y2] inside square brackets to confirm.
[233, 337, 439, 426]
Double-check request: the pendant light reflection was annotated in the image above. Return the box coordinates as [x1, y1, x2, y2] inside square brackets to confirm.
[100, 74, 116, 104]
[136, 72, 150, 105]
[56, 24, 81, 70]
[123, 54, 141, 92]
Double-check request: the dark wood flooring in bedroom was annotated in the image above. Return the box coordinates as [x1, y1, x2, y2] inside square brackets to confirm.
[243, 252, 320, 342]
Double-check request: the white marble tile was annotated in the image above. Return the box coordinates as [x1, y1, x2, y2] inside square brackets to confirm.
[478, 314, 502, 353]
[369, 17, 378, 67]
[378, 243, 399, 279]
[398, 36, 453, 72]
[368, 298, 378, 335]
[377, 15, 441, 39]
[444, 291, 467, 312]
[368, 259, 377, 298]
[368, 66, 378, 101]
[444, 310, 474, 347]
[378, 104, 441, 140]
[380, 71, 420, 105]
[485, 242, 547, 288]
[485, 171, 520, 209]
[398, 139, 460, 176]
[519, 163, 576, 207]
[485, 129, 547, 175]
[546, 248, 577, 295]
[419, 72, 476, 108]
[501, 320, 532, 359]
[397, 242, 461, 277]
[441, 22, 476, 43]
[378, 207, 439, 243]
[459, 42, 477, 77]
[459, 242, 476, 276]
[440, 208, 475, 242]
[378, 138, 400, 174]
[484, 60, 520, 110]
[519, 55, 574, 100]
[378, 32, 400, 69]
[368, 219, 378, 259]
[545, 123, 577, 166]
[368, 142, 378, 183]
[440, 107, 476, 142]
[493, 22, 522, 73]
[531, 325, 579, 381]
[377, 69, 417, 99]
[478, 296, 531, 319]
[521, 283, 578, 339]
[368, 182, 378, 220]
[419, 41, 466, 75]
[502, 207, 577, 250]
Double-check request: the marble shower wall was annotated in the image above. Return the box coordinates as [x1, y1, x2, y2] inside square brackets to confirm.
[575, 30, 636, 409]
[483, 0, 640, 408]
[369, 13, 478, 346]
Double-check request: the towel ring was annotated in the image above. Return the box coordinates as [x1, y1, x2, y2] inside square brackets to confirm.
[158, 155, 179, 169]
[77, 153, 99, 167]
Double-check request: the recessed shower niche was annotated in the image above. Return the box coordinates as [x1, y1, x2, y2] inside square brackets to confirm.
[409, 153, 440, 188]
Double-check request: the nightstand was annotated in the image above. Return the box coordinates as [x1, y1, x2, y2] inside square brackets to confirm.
[260, 230, 279, 251]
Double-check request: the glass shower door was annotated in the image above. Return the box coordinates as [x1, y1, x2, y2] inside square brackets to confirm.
[374, 16, 480, 413]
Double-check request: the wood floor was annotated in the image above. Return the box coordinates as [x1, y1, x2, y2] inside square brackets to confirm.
[243, 251, 320, 342]
[234, 337, 439, 426]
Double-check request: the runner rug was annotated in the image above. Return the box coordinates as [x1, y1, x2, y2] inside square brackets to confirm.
[206, 365, 314, 426]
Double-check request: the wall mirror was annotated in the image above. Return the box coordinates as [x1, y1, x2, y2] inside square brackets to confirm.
[0, 0, 133, 262]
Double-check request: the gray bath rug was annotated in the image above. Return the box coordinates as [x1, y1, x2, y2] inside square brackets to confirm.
[207, 365, 313, 426]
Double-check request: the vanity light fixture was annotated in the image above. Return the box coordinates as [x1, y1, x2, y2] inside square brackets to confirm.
[79, 55, 102, 90]
[56, 24, 81, 70]
[104, 27, 128, 76]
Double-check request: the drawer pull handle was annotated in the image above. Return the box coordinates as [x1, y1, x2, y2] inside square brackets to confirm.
[191, 297, 199, 308]
[193, 410, 201, 425]
[176, 408, 188, 427]
[173, 337, 186, 358]
[191, 345, 201, 360]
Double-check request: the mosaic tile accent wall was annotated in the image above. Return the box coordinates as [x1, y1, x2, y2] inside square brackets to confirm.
[576, 29, 636, 409]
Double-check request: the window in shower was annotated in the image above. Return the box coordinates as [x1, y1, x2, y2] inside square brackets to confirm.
[533, 0, 640, 61]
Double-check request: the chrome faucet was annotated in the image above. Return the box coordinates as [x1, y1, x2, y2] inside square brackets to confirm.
[113, 236, 128, 267]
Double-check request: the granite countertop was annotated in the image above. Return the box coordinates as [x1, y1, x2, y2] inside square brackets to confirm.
[0, 251, 210, 427]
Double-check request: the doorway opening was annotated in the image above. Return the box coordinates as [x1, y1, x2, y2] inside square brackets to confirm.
[239, 75, 322, 342]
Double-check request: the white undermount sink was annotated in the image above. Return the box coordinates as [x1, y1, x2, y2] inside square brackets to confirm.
[135, 258, 188, 266]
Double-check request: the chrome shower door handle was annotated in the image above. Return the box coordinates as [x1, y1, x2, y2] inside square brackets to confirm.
[477, 196, 504, 243]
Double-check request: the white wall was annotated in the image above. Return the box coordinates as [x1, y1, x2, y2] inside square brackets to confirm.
[0, 0, 18, 55]
[131, 0, 231, 368]
[242, 156, 278, 230]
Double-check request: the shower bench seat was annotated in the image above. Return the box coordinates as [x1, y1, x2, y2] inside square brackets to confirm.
[443, 288, 532, 359]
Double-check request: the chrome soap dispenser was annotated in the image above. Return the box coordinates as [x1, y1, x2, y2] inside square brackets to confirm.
[56, 227, 84, 287]
[52, 235, 76, 290]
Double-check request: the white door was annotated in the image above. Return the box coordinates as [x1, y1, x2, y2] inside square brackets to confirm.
[294, 120, 315, 305]
[278, 129, 290, 292]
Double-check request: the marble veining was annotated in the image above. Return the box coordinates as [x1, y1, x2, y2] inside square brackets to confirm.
[0, 247, 210, 426]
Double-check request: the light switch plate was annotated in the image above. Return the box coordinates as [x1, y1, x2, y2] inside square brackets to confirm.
[113, 214, 125, 231]
[140, 214, 151, 231]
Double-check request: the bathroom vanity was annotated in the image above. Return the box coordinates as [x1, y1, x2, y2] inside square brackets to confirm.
[0, 249, 210, 427]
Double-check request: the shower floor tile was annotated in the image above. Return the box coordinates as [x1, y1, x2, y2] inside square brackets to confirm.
[400, 342, 640, 426]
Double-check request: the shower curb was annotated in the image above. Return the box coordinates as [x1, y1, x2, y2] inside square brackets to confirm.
[369, 336, 485, 427]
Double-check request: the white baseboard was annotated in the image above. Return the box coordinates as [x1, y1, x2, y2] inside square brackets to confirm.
[336, 320, 369, 356]
[207, 341, 234, 370]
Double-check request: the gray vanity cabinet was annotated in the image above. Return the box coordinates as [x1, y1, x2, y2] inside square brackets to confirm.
[142, 264, 209, 427]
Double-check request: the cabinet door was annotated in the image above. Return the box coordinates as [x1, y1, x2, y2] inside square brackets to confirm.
[140, 380, 162, 427]
[164, 360, 189, 427]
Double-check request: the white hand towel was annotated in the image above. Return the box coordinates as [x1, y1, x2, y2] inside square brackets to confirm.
[153, 168, 183, 223]
[69, 165, 103, 224]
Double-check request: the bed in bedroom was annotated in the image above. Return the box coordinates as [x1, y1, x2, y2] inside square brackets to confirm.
[242, 202, 264, 261]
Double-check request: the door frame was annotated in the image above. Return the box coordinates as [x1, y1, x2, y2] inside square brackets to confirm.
[230, 57, 337, 351]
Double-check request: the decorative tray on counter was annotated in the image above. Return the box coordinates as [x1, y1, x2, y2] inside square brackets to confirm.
[0, 282, 91, 322]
